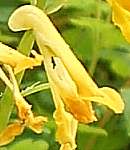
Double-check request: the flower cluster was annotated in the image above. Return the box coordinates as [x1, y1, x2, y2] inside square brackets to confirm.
[0, 41, 47, 146]
[0, 4, 124, 150]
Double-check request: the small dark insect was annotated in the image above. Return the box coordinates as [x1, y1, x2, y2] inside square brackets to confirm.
[51, 57, 56, 69]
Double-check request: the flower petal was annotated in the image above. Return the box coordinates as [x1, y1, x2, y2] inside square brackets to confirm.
[99, 87, 124, 113]
[52, 84, 78, 150]
[107, 0, 130, 43]
[6, 65, 47, 133]
[0, 43, 43, 73]
[43, 49, 96, 123]
[60, 143, 73, 150]
[0, 121, 24, 146]
[26, 116, 47, 134]
[82, 87, 124, 113]
[107, 0, 130, 11]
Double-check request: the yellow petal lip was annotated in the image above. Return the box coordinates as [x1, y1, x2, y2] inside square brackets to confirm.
[100, 87, 124, 113]
[82, 87, 124, 114]
[107, 0, 130, 11]
[107, 0, 130, 43]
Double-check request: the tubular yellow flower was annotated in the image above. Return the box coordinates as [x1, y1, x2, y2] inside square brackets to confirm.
[107, 0, 130, 43]
[0, 42, 43, 73]
[43, 49, 96, 123]
[42, 49, 78, 150]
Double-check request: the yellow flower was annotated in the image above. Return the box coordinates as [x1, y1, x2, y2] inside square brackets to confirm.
[6, 65, 47, 133]
[0, 42, 43, 73]
[8, 4, 124, 119]
[107, 0, 130, 43]
[0, 65, 47, 146]
[52, 81, 78, 150]
[8, 5, 125, 149]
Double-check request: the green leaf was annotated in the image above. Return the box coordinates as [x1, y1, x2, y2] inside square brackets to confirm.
[0, 147, 7, 150]
[62, 17, 130, 77]
[8, 139, 49, 150]
[93, 116, 129, 150]
[101, 46, 130, 78]
[78, 124, 107, 136]
[50, 0, 111, 26]
[121, 89, 130, 136]
[77, 124, 108, 150]
[0, 30, 34, 132]
[71, 17, 130, 50]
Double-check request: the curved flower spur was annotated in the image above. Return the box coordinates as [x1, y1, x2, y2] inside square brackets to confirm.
[8, 5, 124, 149]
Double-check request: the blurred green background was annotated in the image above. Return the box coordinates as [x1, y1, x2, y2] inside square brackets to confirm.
[0, 0, 130, 150]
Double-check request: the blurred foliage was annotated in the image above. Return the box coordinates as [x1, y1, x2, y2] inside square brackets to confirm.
[0, 0, 130, 150]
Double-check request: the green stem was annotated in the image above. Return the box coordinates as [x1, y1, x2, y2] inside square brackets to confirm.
[31, 0, 37, 5]
[21, 83, 50, 97]
[89, 0, 101, 76]
[16, 31, 35, 84]
[37, 0, 46, 9]
[89, 45, 99, 76]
